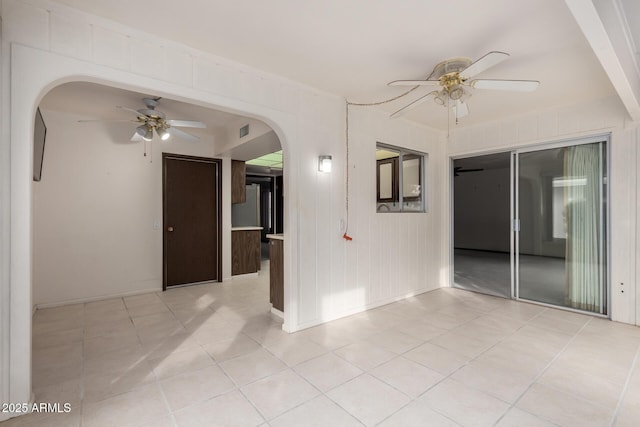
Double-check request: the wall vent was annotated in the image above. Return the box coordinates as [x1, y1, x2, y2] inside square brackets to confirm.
[239, 124, 250, 138]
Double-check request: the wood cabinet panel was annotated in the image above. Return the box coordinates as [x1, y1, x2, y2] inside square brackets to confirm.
[231, 160, 246, 204]
[231, 230, 260, 275]
[269, 239, 284, 312]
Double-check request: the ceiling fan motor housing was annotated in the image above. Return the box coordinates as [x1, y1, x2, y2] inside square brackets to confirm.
[432, 58, 472, 103]
[431, 58, 472, 80]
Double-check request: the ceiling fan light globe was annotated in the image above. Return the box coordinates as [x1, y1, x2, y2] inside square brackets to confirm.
[143, 126, 153, 141]
[135, 125, 147, 138]
[449, 85, 464, 100]
[434, 92, 447, 106]
[157, 127, 171, 141]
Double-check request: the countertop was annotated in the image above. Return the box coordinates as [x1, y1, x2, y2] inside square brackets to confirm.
[266, 233, 284, 240]
[231, 226, 263, 231]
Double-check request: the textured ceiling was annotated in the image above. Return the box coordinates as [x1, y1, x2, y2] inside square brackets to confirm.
[48, 0, 618, 130]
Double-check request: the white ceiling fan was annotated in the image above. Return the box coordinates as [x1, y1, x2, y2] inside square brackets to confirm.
[388, 51, 539, 121]
[80, 97, 206, 142]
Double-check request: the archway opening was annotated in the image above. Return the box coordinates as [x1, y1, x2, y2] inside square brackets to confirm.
[29, 80, 290, 414]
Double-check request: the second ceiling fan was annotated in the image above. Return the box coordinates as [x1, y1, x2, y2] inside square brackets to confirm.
[118, 97, 206, 142]
[388, 51, 539, 120]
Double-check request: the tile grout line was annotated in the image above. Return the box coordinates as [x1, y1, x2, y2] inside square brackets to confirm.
[386, 305, 541, 425]
[289, 324, 424, 425]
[148, 293, 182, 425]
[32, 287, 631, 427]
[328, 306, 500, 426]
[153, 370, 179, 427]
[491, 315, 596, 426]
[214, 345, 268, 424]
[373, 301, 575, 425]
[610, 338, 640, 427]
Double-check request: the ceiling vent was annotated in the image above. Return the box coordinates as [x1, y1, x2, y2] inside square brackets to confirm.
[239, 124, 250, 138]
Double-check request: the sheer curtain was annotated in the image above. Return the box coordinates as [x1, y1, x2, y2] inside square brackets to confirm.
[563, 143, 603, 313]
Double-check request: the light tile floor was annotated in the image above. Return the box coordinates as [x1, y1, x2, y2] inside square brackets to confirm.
[3, 267, 640, 426]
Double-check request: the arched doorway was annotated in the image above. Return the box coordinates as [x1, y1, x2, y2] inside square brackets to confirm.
[7, 44, 297, 409]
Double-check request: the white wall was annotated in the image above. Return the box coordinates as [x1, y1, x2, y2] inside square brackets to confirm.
[298, 106, 445, 328]
[32, 108, 231, 306]
[0, 0, 445, 414]
[446, 96, 639, 325]
[0, 3, 10, 410]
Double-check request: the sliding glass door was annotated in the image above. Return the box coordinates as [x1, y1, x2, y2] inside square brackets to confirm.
[452, 153, 512, 298]
[514, 139, 607, 314]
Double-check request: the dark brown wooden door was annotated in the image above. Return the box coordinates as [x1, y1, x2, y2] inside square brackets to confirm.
[163, 154, 222, 289]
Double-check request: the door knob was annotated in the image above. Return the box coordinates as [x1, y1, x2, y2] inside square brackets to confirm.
[167, 226, 174, 232]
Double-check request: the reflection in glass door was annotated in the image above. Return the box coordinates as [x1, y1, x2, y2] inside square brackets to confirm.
[515, 140, 607, 314]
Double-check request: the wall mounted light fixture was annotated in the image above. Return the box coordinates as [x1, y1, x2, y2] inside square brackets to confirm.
[318, 155, 332, 172]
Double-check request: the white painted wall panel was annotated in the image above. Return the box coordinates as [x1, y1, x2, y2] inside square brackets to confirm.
[558, 109, 582, 135]
[274, 82, 300, 114]
[237, 73, 263, 107]
[500, 121, 518, 144]
[164, 47, 193, 87]
[192, 57, 234, 96]
[538, 111, 559, 139]
[341, 107, 442, 316]
[130, 38, 165, 80]
[50, 12, 92, 61]
[296, 150, 320, 325]
[3, 0, 49, 50]
[610, 127, 637, 323]
[92, 25, 129, 70]
[517, 116, 538, 142]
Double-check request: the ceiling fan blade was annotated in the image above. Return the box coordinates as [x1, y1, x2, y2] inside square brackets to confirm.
[459, 51, 510, 80]
[388, 80, 441, 87]
[77, 119, 136, 123]
[117, 106, 148, 117]
[390, 91, 438, 118]
[454, 100, 469, 119]
[471, 79, 539, 92]
[168, 126, 200, 142]
[166, 119, 206, 128]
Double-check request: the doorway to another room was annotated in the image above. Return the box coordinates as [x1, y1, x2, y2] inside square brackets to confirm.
[229, 144, 284, 315]
[453, 152, 512, 298]
[453, 137, 609, 316]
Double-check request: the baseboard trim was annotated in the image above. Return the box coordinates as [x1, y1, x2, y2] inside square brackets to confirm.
[270, 306, 284, 319]
[232, 272, 259, 279]
[287, 285, 440, 332]
[34, 287, 160, 310]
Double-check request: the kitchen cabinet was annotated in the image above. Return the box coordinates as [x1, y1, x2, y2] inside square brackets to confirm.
[231, 160, 246, 204]
[231, 227, 261, 275]
[267, 234, 284, 312]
